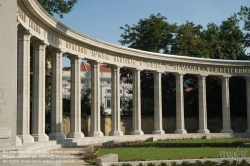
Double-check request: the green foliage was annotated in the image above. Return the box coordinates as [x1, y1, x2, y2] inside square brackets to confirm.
[119, 11, 248, 117]
[62, 88, 91, 117]
[171, 21, 208, 58]
[121, 96, 133, 116]
[81, 88, 91, 116]
[119, 13, 175, 53]
[147, 163, 155, 166]
[122, 164, 133, 166]
[158, 162, 168, 166]
[238, 6, 250, 48]
[37, 0, 78, 18]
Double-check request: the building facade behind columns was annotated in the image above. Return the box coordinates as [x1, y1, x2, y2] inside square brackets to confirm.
[62, 62, 132, 114]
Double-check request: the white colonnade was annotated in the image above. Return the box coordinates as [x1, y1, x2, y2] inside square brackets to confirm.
[14, 0, 250, 145]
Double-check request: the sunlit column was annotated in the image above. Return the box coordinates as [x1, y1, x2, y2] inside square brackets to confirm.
[221, 76, 233, 133]
[174, 73, 187, 134]
[88, 61, 103, 137]
[17, 30, 34, 143]
[67, 55, 84, 138]
[245, 77, 250, 133]
[31, 41, 49, 141]
[197, 75, 210, 133]
[130, 69, 144, 135]
[109, 65, 123, 136]
[49, 49, 66, 141]
[152, 71, 165, 134]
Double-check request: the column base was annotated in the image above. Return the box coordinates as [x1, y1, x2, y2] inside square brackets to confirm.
[49, 132, 66, 142]
[174, 129, 187, 134]
[16, 136, 22, 146]
[17, 134, 34, 144]
[221, 129, 233, 133]
[197, 129, 210, 134]
[32, 133, 49, 142]
[152, 129, 165, 135]
[245, 129, 250, 133]
[67, 132, 84, 139]
[109, 130, 123, 136]
[130, 130, 144, 135]
[88, 131, 103, 137]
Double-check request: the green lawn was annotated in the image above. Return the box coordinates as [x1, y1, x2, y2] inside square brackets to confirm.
[130, 138, 250, 145]
[97, 147, 250, 161]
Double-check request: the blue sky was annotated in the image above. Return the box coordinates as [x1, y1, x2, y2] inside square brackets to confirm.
[54, 0, 250, 67]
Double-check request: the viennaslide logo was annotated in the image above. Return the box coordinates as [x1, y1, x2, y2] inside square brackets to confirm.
[220, 146, 247, 165]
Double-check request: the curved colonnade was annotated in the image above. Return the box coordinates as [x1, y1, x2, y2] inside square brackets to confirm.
[17, 0, 250, 144]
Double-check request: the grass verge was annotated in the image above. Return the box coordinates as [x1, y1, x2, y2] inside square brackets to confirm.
[97, 147, 249, 161]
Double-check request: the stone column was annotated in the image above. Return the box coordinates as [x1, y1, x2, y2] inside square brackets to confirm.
[49, 50, 66, 141]
[17, 30, 34, 143]
[88, 61, 103, 137]
[109, 65, 123, 136]
[67, 56, 84, 138]
[152, 72, 165, 134]
[31, 41, 49, 141]
[221, 76, 233, 133]
[245, 77, 250, 133]
[130, 69, 144, 135]
[174, 73, 187, 134]
[197, 75, 210, 133]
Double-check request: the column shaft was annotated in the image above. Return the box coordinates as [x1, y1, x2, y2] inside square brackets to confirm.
[221, 76, 233, 133]
[49, 50, 66, 141]
[197, 75, 210, 133]
[152, 72, 165, 134]
[109, 66, 123, 136]
[67, 56, 84, 138]
[246, 77, 250, 133]
[174, 73, 187, 134]
[17, 30, 34, 143]
[32, 42, 49, 141]
[130, 69, 144, 135]
[88, 61, 103, 137]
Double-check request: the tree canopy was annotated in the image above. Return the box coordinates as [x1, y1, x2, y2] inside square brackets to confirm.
[119, 10, 249, 117]
[37, 0, 78, 18]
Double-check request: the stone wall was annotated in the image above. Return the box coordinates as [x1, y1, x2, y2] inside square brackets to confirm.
[62, 116, 247, 136]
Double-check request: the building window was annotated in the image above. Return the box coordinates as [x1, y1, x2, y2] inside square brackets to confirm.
[107, 81, 110, 84]
[120, 90, 122, 93]
[68, 89, 71, 92]
[81, 80, 85, 84]
[107, 99, 111, 108]
[67, 80, 71, 83]
[106, 89, 111, 93]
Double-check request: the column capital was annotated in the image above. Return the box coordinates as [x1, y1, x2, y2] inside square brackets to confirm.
[173, 72, 186, 76]
[152, 70, 164, 75]
[131, 68, 143, 73]
[32, 40, 47, 50]
[109, 64, 122, 69]
[68, 55, 81, 61]
[197, 75, 207, 81]
[244, 76, 250, 81]
[18, 30, 32, 40]
[220, 75, 231, 79]
[50, 48, 65, 54]
[197, 74, 208, 77]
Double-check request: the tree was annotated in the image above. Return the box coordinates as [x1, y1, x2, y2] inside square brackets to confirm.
[37, 0, 78, 18]
[119, 13, 177, 116]
[119, 13, 176, 53]
[119, 12, 248, 117]
[171, 21, 209, 58]
[238, 6, 250, 48]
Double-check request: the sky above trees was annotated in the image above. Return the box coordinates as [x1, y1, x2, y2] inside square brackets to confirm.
[52, 0, 250, 66]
